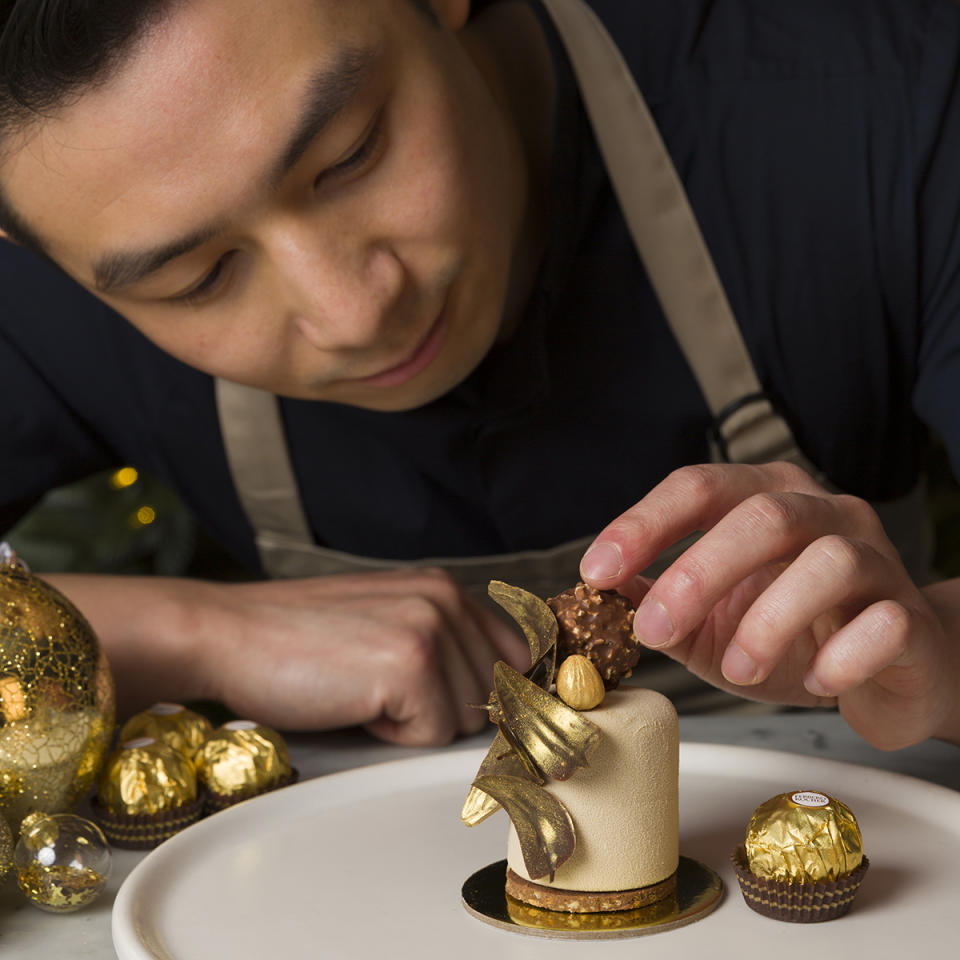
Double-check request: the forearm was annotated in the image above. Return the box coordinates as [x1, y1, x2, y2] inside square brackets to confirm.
[43, 573, 218, 720]
[921, 577, 960, 746]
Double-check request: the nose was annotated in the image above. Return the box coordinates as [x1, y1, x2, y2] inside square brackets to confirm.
[266, 218, 405, 350]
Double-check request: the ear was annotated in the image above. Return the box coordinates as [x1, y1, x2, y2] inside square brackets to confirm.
[430, 0, 470, 31]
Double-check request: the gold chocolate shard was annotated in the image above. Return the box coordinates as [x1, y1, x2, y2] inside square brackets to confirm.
[488, 581, 558, 688]
[472, 774, 575, 882]
[461, 730, 543, 827]
[493, 662, 601, 782]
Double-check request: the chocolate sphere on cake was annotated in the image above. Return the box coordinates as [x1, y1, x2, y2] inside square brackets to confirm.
[547, 582, 639, 689]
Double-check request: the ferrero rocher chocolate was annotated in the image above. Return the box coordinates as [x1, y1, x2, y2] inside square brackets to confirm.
[0, 547, 115, 830]
[97, 737, 197, 816]
[745, 790, 863, 882]
[119, 702, 212, 762]
[547, 583, 639, 689]
[196, 721, 293, 803]
[732, 789, 869, 923]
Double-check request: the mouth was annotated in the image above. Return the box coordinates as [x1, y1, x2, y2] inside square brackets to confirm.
[357, 304, 449, 389]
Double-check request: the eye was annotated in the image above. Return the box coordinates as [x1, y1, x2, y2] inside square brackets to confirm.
[317, 112, 384, 187]
[173, 252, 235, 307]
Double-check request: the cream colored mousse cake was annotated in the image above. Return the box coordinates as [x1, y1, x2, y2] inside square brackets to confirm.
[505, 686, 679, 912]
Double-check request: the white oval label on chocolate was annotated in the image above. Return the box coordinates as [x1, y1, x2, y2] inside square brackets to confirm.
[148, 702, 184, 716]
[791, 791, 830, 808]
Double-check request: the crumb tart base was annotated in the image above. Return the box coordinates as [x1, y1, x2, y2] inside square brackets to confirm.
[505, 866, 677, 912]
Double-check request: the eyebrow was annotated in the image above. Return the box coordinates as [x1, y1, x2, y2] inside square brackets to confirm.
[91, 45, 377, 294]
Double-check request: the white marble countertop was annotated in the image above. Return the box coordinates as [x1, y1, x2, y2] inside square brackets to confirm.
[0, 709, 956, 958]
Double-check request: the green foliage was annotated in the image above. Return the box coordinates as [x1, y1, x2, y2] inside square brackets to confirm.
[6, 469, 196, 575]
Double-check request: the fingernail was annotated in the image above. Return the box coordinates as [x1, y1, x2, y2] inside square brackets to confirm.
[804, 671, 832, 698]
[722, 644, 758, 685]
[633, 599, 674, 649]
[581, 542, 623, 581]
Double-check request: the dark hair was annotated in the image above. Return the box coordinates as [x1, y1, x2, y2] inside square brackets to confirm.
[0, 0, 439, 256]
[0, 0, 175, 253]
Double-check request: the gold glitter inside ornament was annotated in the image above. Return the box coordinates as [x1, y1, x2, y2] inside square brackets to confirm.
[14, 812, 111, 913]
[0, 807, 12, 881]
[0, 547, 116, 830]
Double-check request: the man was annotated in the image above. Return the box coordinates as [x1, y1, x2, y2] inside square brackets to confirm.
[1, 0, 958, 750]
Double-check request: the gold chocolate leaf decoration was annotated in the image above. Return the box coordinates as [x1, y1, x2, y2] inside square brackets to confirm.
[472, 774, 575, 882]
[488, 581, 558, 690]
[461, 730, 542, 827]
[493, 662, 601, 782]
[462, 580, 603, 881]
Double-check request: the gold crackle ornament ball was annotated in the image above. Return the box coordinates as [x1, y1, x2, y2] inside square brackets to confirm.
[0, 545, 115, 830]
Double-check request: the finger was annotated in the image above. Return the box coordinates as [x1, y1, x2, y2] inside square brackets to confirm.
[632, 491, 864, 651]
[580, 461, 821, 587]
[802, 599, 916, 699]
[720, 536, 894, 686]
[339, 569, 527, 687]
[364, 614, 461, 746]
[394, 594, 492, 735]
[469, 598, 531, 671]
[398, 585, 521, 715]
[310, 572, 504, 731]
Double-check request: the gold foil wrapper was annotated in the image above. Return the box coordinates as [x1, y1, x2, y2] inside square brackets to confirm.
[196, 721, 291, 797]
[97, 737, 197, 816]
[119, 703, 212, 762]
[745, 790, 863, 882]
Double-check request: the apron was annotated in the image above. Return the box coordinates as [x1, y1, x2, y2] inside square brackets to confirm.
[214, 0, 933, 704]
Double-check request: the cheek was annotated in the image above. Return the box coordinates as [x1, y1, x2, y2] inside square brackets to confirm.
[381, 74, 516, 255]
[112, 303, 289, 383]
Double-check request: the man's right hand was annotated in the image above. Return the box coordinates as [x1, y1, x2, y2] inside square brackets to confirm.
[46, 568, 530, 746]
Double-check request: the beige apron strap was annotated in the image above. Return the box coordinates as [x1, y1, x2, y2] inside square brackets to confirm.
[540, 0, 815, 472]
[213, 378, 602, 591]
[214, 379, 314, 549]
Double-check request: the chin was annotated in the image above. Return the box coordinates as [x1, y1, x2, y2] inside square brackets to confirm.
[342, 378, 459, 412]
[336, 333, 495, 410]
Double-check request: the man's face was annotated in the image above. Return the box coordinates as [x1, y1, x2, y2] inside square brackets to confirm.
[1, 0, 529, 408]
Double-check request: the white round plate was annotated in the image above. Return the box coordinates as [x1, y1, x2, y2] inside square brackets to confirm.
[113, 742, 960, 959]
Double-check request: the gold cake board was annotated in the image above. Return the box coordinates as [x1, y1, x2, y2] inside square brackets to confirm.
[462, 855, 722, 940]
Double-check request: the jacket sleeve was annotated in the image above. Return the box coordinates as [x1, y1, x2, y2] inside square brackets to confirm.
[0, 242, 117, 535]
[912, 0, 960, 481]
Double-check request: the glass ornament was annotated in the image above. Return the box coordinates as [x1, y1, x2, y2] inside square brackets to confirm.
[14, 812, 112, 913]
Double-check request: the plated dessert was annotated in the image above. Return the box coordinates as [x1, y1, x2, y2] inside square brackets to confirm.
[461, 580, 720, 938]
